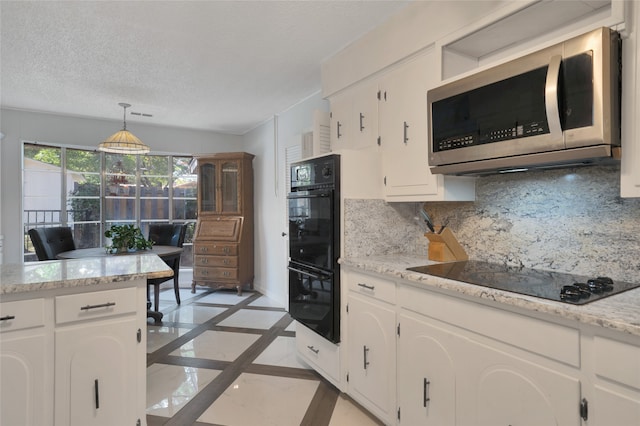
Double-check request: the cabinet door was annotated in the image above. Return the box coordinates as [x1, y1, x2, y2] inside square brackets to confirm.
[1, 332, 49, 426]
[199, 162, 217, 213]
[461, 338, 581, 426]
[347, 293, 396, 423]
[380, 50, 441, 199]
[592, 385, 640, 426]
[398, 312, 456, 426]
[330, 92, 351, 150]
[220, 160, 240, 213]
[350, 79, 379, 150]
[55, 317, 139, 426]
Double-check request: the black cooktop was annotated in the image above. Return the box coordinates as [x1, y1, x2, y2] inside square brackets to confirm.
[407, 260, 640, 305]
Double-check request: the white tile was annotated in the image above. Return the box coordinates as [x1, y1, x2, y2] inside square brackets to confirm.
[169, 330, 260, 361]
[329, 394, 382, 426]
[286, 321, 297, 332]
[218, 309, 286, 330]
[159, 287, 206, 303]
[249, 295, 285, 308]
[146, 363, 221, 418]
[147, 325, 192, 353]
[160, 305, 226, 324]
[197, 373, 319, 425]
[197, 290, 252, 305]
[253, 336, 311, 369]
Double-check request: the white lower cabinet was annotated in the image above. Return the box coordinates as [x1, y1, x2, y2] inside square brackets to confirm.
[397, 309, 581, 426]
[341, 267, 640, 426]
[347, 293, 396, 424]
[0, 299, 51, 426]
[460, 338, 581, 426]
[295, 322, 341, 387]
[0, 282, 146, 426]
[397, 311, 456, 425]
[589, 335, 640, 425]
[54, 286, 145, 426]
[55, 317, 139, 426]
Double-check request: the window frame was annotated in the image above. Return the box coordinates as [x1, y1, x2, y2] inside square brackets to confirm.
[22, 141, 197, 262]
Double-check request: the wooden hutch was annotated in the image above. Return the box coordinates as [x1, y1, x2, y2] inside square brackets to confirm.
[192, 152, 254, 295]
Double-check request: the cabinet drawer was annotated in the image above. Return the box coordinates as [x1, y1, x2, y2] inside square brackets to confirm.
[295, 322, 340, 383]
[194, 243, 238, 256]
[594, 336, 640, 390]
[347, 270, 396, 304]
[195, 217, 242, 241]
[0, 299, 45, 333]
[194, 255, 238, 268]
[194, 266, 238, 281]
[399, 284, 580, 367]
[55, 287, 137, 324]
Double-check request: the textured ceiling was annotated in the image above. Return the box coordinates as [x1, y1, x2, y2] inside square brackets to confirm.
[1, 1, 409, 135]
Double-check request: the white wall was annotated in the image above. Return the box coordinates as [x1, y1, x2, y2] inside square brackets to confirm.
[243, 92, 329, 306]
[0, 107, 242, 264]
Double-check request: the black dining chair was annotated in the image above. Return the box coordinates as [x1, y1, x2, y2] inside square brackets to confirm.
[146, 223, 187, 313]
[28, 227, 76, 261]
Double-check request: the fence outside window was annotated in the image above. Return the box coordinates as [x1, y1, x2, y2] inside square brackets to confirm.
[23, 143, 196, 265]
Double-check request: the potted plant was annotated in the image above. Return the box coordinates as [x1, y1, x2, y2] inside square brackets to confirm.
[104, 224, 153, 253]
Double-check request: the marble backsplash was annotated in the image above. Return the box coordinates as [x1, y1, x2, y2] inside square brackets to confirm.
[344, 165, 640, 283]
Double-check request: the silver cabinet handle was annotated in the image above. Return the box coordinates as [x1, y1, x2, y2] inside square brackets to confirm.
[360, 113, 365, 132]
[307, 345, 319, 354]
[81, 302, 116, 311]
[337, 121, 342, 139]
[0, 315, 16, 321]
[357, 282, 375, 291]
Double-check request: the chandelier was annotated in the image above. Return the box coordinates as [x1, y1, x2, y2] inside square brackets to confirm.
[98, 103, 150, 154]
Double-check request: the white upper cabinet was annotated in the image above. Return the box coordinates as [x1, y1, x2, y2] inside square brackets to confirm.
[329, 79, 379, 151]
[378, 50, 475, 202]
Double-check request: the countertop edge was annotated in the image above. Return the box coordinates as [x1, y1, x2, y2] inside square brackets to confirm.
[341, 255, 640, 338]
[1, 255, 174, 296]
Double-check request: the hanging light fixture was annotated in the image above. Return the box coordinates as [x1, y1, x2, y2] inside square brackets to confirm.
[98, 103, 150, 154]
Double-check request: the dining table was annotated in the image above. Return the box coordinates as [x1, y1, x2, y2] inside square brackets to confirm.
[57, 245, 183, 322]
[57, 245, 183, 260]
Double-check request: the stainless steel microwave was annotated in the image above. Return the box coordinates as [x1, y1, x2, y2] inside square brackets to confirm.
[428, 27, 621, 175]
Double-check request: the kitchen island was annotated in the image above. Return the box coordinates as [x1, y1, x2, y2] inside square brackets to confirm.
[340, 255, 640, 426]
[0, 254, 172, 426]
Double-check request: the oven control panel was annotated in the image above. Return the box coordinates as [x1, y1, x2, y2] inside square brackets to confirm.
[291, 154, 340, 191]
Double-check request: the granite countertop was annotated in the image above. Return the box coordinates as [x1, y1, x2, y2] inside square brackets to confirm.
[1, 253, 173, 296]
[341, 254, 640, 338]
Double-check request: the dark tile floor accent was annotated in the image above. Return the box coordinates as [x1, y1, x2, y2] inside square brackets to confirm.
[146, 285, 381, 426]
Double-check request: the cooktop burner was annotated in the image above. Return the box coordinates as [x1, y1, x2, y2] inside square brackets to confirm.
[407, 260, 640, 304]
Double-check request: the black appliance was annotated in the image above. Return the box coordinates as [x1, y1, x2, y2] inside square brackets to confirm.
[408, 261, 640, 304]
[288, 154, 340, 343]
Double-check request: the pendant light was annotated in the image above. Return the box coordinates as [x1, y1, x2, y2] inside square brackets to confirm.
[98, 103, 150, 154]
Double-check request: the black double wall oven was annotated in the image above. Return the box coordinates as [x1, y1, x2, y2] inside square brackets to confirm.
[288, 154, 340, 343]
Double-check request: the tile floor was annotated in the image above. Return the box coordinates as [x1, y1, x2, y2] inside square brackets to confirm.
[146, 274, 382, 426]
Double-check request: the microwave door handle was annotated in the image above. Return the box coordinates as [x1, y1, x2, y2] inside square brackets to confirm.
[545, 55, 563, 139]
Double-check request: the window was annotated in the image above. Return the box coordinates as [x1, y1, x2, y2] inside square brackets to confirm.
[23, 143, 197, 264]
